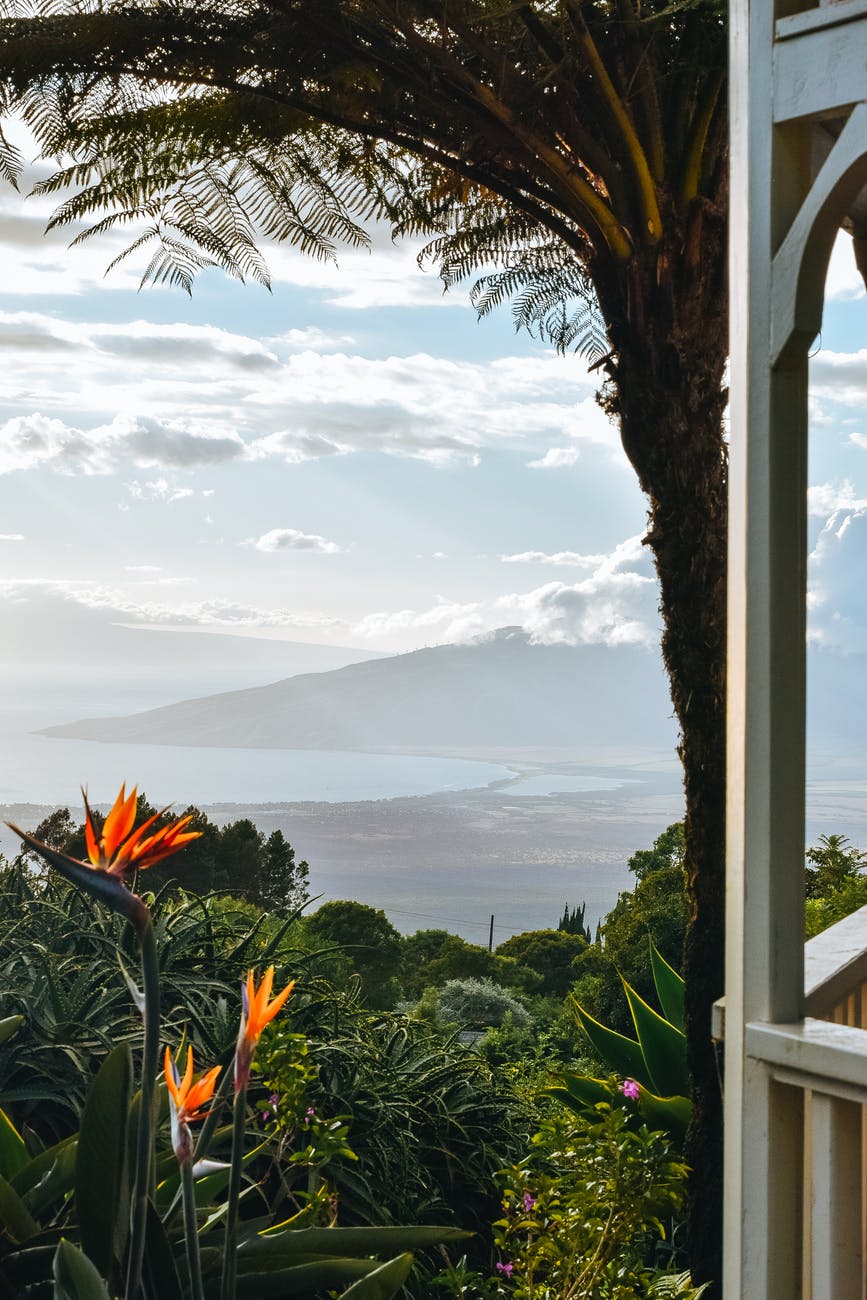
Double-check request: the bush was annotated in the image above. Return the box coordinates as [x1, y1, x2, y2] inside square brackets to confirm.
[437, 978, 531, 1030]
[491, 1105, 691, 1298]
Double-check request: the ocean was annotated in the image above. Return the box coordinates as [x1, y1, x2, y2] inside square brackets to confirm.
[0, 665, 517, 808]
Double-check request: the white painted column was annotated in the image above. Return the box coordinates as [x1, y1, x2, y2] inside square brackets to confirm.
[726, 2, 810, 1295]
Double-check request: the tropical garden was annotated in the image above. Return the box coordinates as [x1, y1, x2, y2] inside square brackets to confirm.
[1, 0, 867, 1294]
[1, 790, 863, 1298]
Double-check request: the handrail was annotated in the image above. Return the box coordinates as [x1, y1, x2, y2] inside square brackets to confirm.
[804, 901, 867, 1017]
[712, 901, 867, 1037]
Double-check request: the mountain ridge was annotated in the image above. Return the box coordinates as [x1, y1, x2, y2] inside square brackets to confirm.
[41, 628, 679, 752]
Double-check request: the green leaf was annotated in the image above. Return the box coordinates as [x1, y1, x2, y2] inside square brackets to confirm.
[339, 1252, 414, 1298]
[142, 1199, 183, 1300]
[569, 998, 651, 1089]
[0, 1014, 24, 1045]
[0, 1171, 39, 1242]
[223, 1259, 379, 1297]
[545, 1072, 615, 1116]
[649, 940, 685, 1031]
[12, 1136, 77, 1218]
[622, 978, 689, 1097]
[52, 1238, 112, 1300]
[0, 1104, 29, 1180]
[239, 1225, 469, 1266]
[76, 1042, 132, 1277]
[636, 1087, 692, 1140]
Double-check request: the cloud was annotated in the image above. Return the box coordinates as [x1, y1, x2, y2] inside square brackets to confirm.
[127, 478, 195, 503]
[276, 326, 357, 350]
[0, 535, 658, 653]
[0, 413, 247, 476]
[807, 483, 867, 648]
[0, 533, 24, 541]
[353, 535, 659, 648]
[826, 230, 866, 302]
[527, 447, 582, 469]
[501, 549, 605, 567]
[125, 565, 162, 574]
[0, 303, 618, 472]
[810, 349, 867, 406]
[807, 480, 867, 520]
[249, 528, 344, 554]
[0, 579, 343, 637]
[91, 322, 279, 372]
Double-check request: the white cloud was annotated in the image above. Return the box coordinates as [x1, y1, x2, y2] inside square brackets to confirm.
[811, 349, 867, 406]
[0, 306, 615, 472]
[0, 535, 658, 653]
[527, 446, 582, 468]
[0, 533, 24, 541]
[276, 326, 357, 350]
[127, 478, 195, 503]
[124, 564, 162, 573]
[0, 412, 247, 476]
[806, 485, 867, 649]
[249, 528, 344, 554]
[501, 549, 604, 567]
[826, 230, 866, 302]
[807, 480, 867, 520]
[353, 535, 658, 648]
[0, 579, 344, 636]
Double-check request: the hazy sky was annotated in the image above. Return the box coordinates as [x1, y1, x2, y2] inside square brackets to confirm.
[2, 125, 867, 660]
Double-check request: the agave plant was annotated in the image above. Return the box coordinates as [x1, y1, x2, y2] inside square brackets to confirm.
[549, 939, 691, 1139]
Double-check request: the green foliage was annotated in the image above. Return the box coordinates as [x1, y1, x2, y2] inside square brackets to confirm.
[491, 1106, 692, 1298]
[628, 824, 685, 883]
[0, 864, 525, 1267]
[804, 833, 867, 901]
[805, 874, 867, 938]
[800, 834, 867, 937]
[556, 902, 591, 941]
[437, 979, 531, 1031]
[75, 1044, 132, 1279]
[306, 901, 404, 1010]
[558, 943, 690, 1140]
[400, 931, 534, 1001]
[572, 824, 688, 1038]
[495, 930, 587, 999]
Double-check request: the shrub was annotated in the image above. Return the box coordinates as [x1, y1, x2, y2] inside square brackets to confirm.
[438, 978, 531, 1030]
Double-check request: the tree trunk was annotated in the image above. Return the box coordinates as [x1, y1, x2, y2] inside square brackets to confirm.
[598, 228, 728, 1291]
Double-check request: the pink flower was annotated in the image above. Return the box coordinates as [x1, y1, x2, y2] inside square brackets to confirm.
[522, 1191, 537, 1212]
[496, 1261, 515, 1278]
[620, 1078, 640, 1101]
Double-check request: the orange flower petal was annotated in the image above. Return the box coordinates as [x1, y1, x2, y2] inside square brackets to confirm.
[243, 969, 295, 1043]
[102, 785, 138, 860]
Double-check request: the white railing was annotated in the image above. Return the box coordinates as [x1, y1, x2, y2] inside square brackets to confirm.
[718, 903, 867, 1298]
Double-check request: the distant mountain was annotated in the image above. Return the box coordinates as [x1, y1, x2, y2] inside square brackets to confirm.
[41, 627, 680, 752]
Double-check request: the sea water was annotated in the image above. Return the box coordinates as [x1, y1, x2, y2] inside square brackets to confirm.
[0, 666, 513, 807]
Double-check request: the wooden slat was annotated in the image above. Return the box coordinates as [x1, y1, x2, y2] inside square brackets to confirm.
[774, 9, 867, 121]
[809, 1094, 863, 1297]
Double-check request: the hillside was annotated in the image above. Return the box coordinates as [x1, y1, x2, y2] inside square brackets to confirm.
[41, 628, 679, 752]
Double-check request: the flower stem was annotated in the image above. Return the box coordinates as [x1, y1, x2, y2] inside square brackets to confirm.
[221, 1082, 247, 1300]
[180, 1157, 205, 1300]
[126, 913, 160, 1300]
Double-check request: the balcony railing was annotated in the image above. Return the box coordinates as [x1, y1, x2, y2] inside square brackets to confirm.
[718, 903, 867, 1298]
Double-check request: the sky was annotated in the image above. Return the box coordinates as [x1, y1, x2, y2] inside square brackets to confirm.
[2, 126, 867, 664]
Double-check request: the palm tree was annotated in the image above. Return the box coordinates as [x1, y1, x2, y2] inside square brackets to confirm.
[0, 0, 733, 1282]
